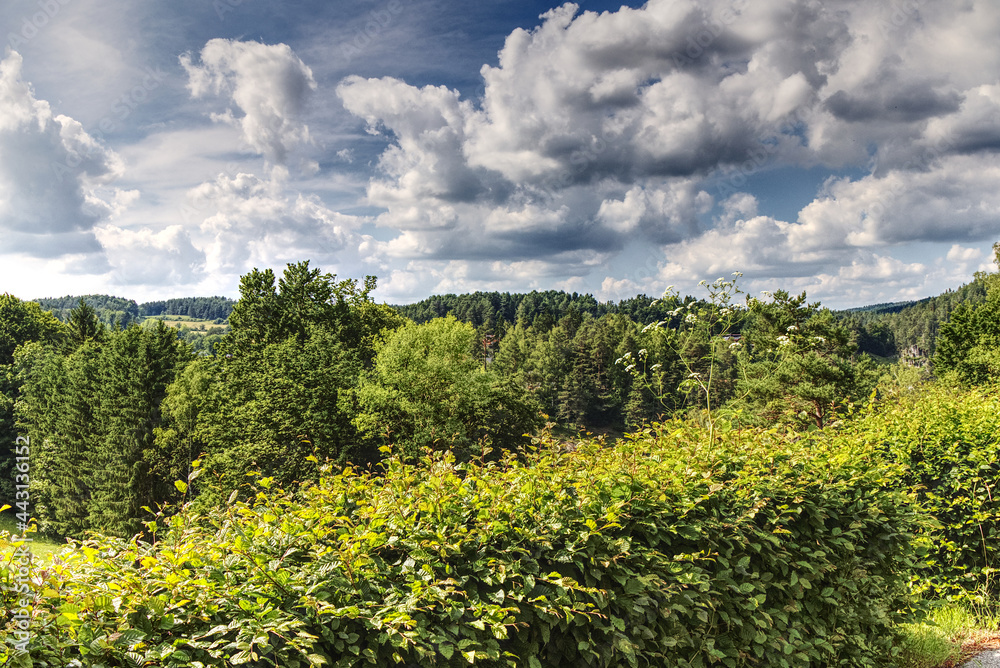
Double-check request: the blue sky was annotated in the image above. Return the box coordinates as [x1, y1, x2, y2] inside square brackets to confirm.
[2, 0, 1000, 308]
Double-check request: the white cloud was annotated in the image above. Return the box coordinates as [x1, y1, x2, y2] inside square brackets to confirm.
[0, 51, 125, 254]
[597, 181, 712, 239]
[338, 75, 482, 206]
[599, 275, 644, 302]
[96, 225, 206, 286]
[796, 154, 1000, 250]
[187, 166, 364, 276]
[181, 39, 317, 163]
[6, 0, 1000, 308]
[658, 214, 811, 283]
[946, 244, 984, 264]
[334, 0, 1000, 300]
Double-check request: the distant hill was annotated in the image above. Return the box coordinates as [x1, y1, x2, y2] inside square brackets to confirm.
[390, 290, 690, 331]
[32, 280, 985, 364]
[836, 280, 989, 360]
[395, 281, 991, 364]
[841, 300, 921, 315]
[36, 295, 235, 326]
[138, 297, 235, 321]
[36, 294, 141, 326]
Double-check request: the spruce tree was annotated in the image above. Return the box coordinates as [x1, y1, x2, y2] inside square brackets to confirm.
[66, 298, 104, 349]
[50, 342, 103, 538]
[12, 343, 69, 531]
[89, 323, 190, 538]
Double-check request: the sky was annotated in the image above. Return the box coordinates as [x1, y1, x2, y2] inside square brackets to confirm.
[2, 0, 1000, 309]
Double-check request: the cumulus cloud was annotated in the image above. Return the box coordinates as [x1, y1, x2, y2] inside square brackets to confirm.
[187, 166, 364, 275]
[0, 51, 125, 254]
[181, 39, 317, 163]
[946, 244, 984, 264]
[654, 152, 1000, 301]
[96, 225, 206, 286]
[796, 154, 1000, 250]
[658, 214, 814, 283]
[596, 181, 712, 240]
[9, 0, 998, 304]
[333, 0, 1000, 304]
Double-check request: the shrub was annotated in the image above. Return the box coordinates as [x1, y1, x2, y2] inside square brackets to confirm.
[852, 383, 1000, 599]
[2, 421, 921, 667]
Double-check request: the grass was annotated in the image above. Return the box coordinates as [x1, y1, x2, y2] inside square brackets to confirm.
[0, 513, 68, 560]
[894, 601, 1000, 668]
[142, 315, 228, 332]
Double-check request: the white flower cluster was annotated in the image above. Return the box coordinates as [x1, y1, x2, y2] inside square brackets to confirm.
[641, 320, 666, 333]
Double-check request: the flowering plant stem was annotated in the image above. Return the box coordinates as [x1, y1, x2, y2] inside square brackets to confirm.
[620, 273, 746, 444]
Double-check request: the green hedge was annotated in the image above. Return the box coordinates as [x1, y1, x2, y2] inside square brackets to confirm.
[853, 383, 1000, 598]
[2, 421, 922, 667]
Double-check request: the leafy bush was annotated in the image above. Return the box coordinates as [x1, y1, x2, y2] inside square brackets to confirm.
[853, 383, 1000, 598]
[2, 421, 921, 667]
[353, 316, 540, 461]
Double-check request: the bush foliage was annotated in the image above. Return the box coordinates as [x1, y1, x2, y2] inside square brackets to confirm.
[3, 420, 922, 667]
[852, 383, 1000, 598]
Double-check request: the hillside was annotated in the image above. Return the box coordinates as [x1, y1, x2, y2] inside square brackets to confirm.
[34, 278, 988, 364]
[390, 290, 687, 330]
[36, 295, 235, 326]
[394, 281, 989, 363]
[837, 278, 989, 360]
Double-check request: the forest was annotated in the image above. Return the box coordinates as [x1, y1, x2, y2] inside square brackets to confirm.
[35, 295, 236, 328]
[0, 259, 995, 539]
[2, 254, 1000, 666]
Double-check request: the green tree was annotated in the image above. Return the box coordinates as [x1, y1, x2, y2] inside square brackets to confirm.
[49, 341, 104, 537]
[65, 298, 105, 349]
[354, 317, 540, 460]
[198, 324, 363, 498]
[11, 342, 68, 530]
[933, 300, 1000, 384]
[0, 295, 65, 508]
[736, 290, 858, 428]
[153, 357, 216, 501]
[0, 294, 65, 365]
[88, 323, 192, 537]
[934, 245, 1000, 383]
[196, 264, 406, 501]
[222, 261, 403, 361]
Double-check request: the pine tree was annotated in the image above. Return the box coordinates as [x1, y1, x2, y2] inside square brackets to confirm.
[88, 323, 190, 538]
[66, 298, 104, 349]
[49, 342, 103, 538]
[12, 343, 68, 529]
